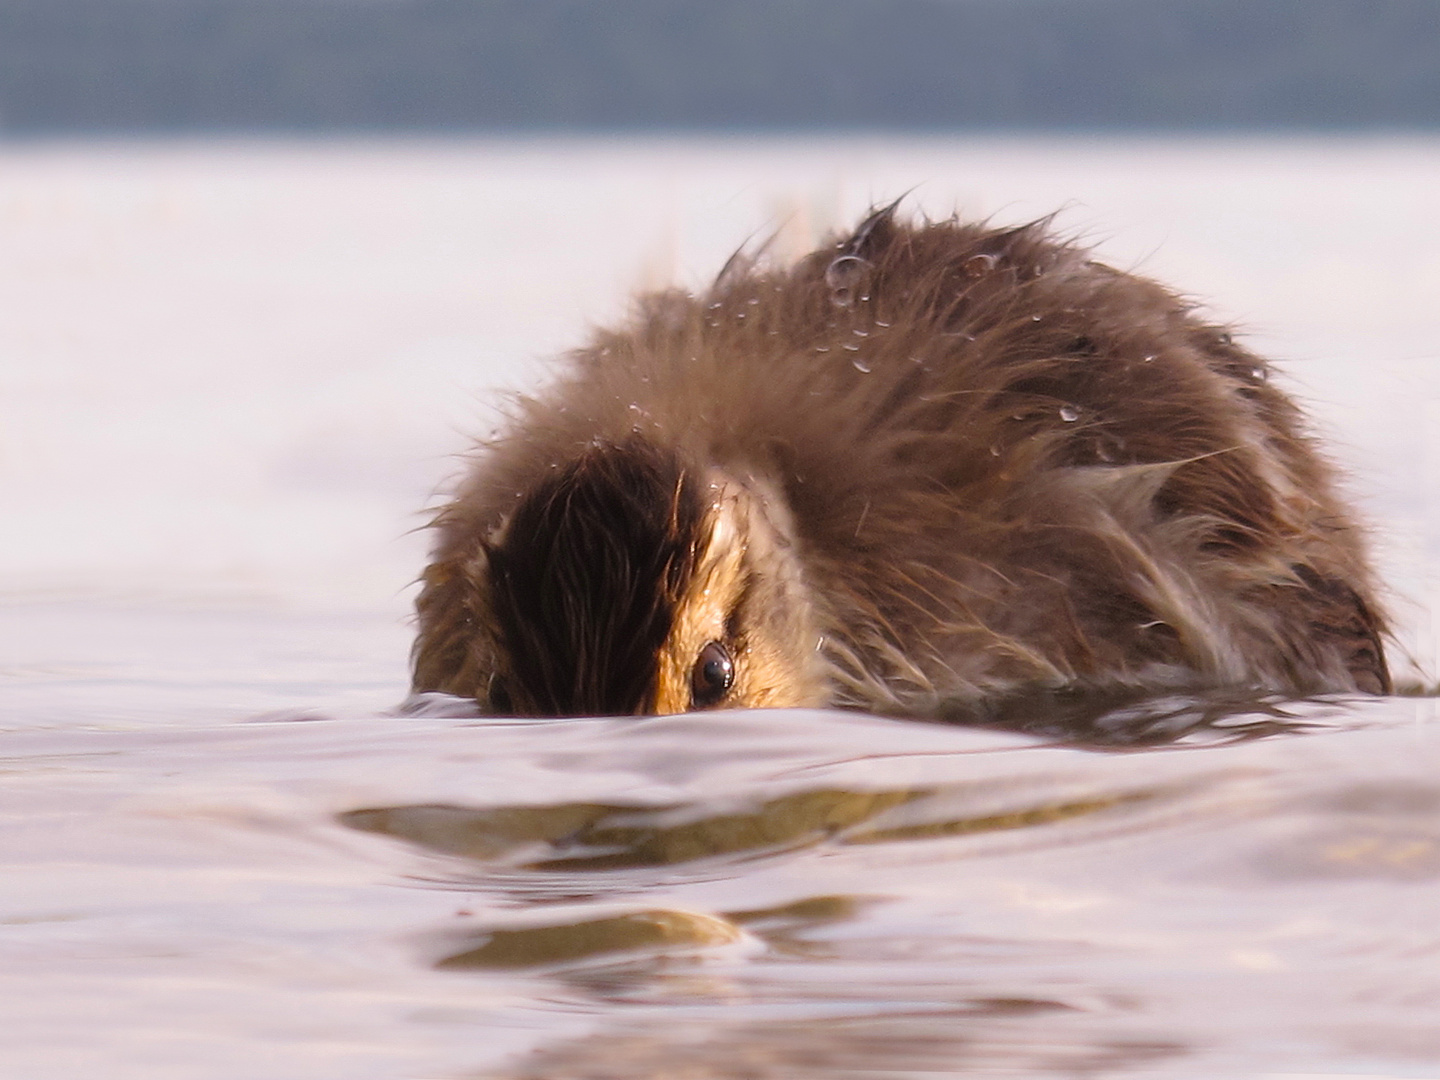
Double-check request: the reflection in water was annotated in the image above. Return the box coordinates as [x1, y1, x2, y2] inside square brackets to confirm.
[434, 895, 872, 973]
[340, 780, 1164, 873]
[724, 893, 869, 943]
[476, 1009, 1185, 1080]
[949, 685, 1326, 748]
[435, 908, 746, 970]
[344, 777, 1183, 979]
[341, 801, 636, 862]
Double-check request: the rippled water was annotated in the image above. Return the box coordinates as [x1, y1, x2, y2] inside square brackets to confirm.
[4, 136, 1440, 1077]
[8, 670, 1440, 1078]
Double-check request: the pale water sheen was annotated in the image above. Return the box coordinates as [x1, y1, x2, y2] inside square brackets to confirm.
[7, 687, 1440, 1079]
[4, 136, 1440, 1078]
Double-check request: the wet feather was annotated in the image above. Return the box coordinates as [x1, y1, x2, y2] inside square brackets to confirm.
[413, 207, 1390, 717]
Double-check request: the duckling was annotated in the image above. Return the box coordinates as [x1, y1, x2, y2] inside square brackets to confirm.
[412, 205, 1389, 718]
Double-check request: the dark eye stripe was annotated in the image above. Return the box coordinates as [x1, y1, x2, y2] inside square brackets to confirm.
[690, 640, 734, 708]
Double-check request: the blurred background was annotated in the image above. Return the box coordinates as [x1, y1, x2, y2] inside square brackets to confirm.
[4, 0, 1440, 134]
[2, 1, 1440, 716]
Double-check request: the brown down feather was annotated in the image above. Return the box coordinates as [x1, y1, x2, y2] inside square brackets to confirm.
[412, 205, 1390, 717]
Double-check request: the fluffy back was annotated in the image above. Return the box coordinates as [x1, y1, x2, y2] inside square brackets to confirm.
[414, 205, 1388, 714]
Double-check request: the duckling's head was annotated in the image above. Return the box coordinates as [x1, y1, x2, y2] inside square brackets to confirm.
[467, 437, 827, 716]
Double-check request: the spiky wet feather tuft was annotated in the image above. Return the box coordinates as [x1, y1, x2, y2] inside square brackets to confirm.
[413, 206, 1389, 716]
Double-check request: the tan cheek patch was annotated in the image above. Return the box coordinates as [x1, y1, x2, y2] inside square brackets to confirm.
[654, 543, 745, 714]
[654, 542, 825, 713]
[654, 480, 829, 714]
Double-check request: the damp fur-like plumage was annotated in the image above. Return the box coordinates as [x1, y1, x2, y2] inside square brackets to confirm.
[413, 207, 1389, 718]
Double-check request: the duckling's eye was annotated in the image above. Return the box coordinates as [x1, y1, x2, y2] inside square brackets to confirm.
[690, 641, 734, 708]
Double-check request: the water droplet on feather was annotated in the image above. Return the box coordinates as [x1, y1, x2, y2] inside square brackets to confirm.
[963, 253, 997, 278]
[826, 255, 872, 309]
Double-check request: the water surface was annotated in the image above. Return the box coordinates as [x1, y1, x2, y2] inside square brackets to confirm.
[6, 674, 1440, 1078]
